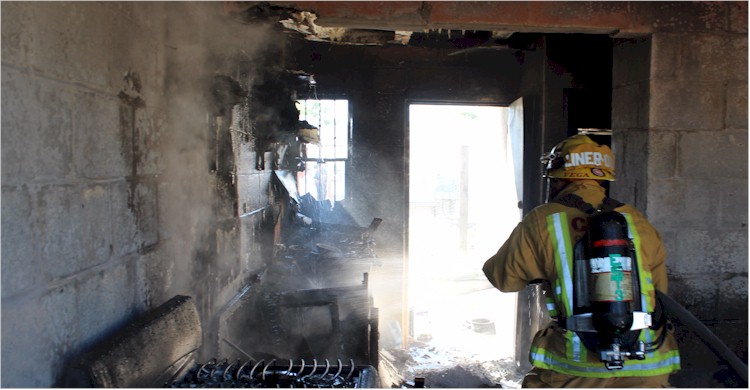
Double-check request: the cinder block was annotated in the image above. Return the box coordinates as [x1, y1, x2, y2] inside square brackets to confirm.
[239, 173, 262, 213]
[678, 177, 721, 227]
[648, 131, 677, 179]
[258, 171, 272, 207]
[0, 2, 33, 69]
[613, 37, 651, 87]
[111, 181, 138, 256]
[96, 2, 169, 104]
[679, 131, 747, 179]
[73, 91, 127, 179]
[109, 17, 170, 105]
[82, 184, 115, 261]
[610, 131, 640, 206]
[667, 275, 719, 321]
[38, 184, 111, 281]
[678, 33, 748, 82]
[614, 131, 650, 209]
[609, 173, 639, 209]
[667, 228, 747, 276]
[239, 218, 253, 268]
[612, 83, 649, 129]
[726, 80, 748, 129]
[1, 287, 79, 387]
[64, 2, 166, 94]
[135, 250, 171, 308]
[235, 174, 252, 216]
[650, 80, 724, 130]
[718, 178, 749, 228]
[618, 129, 649, 175]
[235, 141, 256, 175]
[76, 263, 134, 343]
[1, 185, 44, 297]
[56, 3, 115, 88]
[664, 229, 712, 275]
[5, 3, 112, 87]
[718, 276, 749, 320]
[719, 230, 749, 274]
[651, 33, 680, 80]
[647, 178, 718, 228]
[134, 107, 163, 176]
[1, 68, 74, 183]
[111, 180, 159, 256]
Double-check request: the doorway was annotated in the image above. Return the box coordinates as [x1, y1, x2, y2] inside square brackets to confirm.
[406, 103, 522, 376]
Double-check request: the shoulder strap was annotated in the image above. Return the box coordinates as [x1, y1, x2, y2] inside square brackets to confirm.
[600, 197, 625, 212]
[554, 193, 624, 214]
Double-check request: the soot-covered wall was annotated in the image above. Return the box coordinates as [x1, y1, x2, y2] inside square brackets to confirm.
[1, 3, 280, 386]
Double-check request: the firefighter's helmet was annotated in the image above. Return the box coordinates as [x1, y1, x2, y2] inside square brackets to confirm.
[541, 134, 615, 181]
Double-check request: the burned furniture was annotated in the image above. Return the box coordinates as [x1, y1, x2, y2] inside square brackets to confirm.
[216, 274, 380, 381]
[60, 287, 380, 388]
[60, 295, 202, 387]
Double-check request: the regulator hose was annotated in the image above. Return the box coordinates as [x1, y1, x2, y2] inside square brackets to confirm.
[655, 290, 748, 384]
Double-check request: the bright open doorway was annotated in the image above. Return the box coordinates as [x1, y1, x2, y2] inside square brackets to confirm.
[406, 103, 523, 383]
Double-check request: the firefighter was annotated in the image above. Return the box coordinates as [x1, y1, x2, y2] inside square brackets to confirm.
[482, 134, 680, 387]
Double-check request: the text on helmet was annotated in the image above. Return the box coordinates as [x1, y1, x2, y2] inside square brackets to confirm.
[564, 151, 613, 169]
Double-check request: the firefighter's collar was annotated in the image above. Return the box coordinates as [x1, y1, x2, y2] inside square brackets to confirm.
[555, 180, 606, 199]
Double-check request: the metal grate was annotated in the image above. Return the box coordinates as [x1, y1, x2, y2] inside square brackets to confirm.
[168, 358, 379, 388]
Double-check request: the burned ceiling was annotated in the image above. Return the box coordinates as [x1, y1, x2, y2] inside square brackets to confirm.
[229, 1, 540, 53]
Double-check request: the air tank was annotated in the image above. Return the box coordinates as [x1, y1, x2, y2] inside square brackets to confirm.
[587, 211, 634, 337]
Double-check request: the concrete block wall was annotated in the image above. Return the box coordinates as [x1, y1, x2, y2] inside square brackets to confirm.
[1, 2, 276, 387]
[612, 37, 652, 214]
[650, 21, 748, 356]
[612, 2, 748, 364]
[1, 3, 170, 386]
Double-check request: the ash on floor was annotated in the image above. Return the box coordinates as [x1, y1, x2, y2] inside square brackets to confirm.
[379, 342, 525, 388]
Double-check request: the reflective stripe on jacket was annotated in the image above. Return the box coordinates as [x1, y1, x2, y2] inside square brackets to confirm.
[483, 180, 680, 378]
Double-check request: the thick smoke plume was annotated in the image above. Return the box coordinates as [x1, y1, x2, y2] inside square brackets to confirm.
[158, 2, 274, 336]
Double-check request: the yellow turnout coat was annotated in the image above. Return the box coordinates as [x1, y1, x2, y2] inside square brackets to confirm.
[483, 180, 680, 378]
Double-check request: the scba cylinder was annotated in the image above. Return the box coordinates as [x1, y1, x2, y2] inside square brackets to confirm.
[588, 211, 634, 336]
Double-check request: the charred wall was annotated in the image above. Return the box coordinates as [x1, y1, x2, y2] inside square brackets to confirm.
[0, 2, 280, 386]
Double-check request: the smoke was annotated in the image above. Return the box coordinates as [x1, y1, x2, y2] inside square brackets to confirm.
[158, 3, 275, 304]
